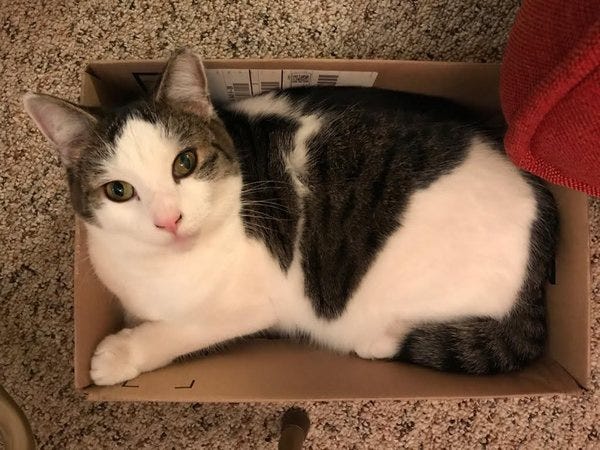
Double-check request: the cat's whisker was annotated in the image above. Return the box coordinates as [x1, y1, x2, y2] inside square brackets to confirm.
[241, 201, 291, 213]
[240, 203, 291, 213]
[239, 212, 294, 223]
[241, 186, 287, 195]
[241, 181, 289, 191]
[240, 197, 284, 203]
[242, 180, 289, 186]
[240, 190, 284, 198]
[242, 224, 271, 235]
[208, 209, 293, 223]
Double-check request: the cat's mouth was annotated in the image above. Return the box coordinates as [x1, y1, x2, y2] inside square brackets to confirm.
[167, 229, 200, 249]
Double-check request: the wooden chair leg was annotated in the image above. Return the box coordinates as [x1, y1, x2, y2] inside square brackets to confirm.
[278, 407, 310, 450]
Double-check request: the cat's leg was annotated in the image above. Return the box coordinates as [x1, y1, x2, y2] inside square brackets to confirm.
[354, 336, 400, 359]
[353, 323, 410, 360]
[90, 300, 276, 385]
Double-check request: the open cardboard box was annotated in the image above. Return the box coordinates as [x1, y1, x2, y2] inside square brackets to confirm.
[74, 59, 590, 401]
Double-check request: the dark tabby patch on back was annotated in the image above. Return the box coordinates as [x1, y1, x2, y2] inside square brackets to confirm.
[217, 109, 301, 270]
[284, 87, 475, 319]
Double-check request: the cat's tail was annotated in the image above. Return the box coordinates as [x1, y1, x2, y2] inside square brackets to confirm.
[395, 175, 558, 375]
[394, 302, 547, 374]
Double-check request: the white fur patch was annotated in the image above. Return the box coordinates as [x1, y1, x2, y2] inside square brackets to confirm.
[230, 94, 321, 197]
[287, 114, 321, 196]
[274, 137, 537, 357]
[231, 92, 298, 117]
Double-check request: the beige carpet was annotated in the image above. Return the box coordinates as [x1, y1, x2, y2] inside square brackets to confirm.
[1, 0, 599, 448]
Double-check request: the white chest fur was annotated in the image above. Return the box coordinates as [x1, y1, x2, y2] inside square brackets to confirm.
[87, 218, 275, 321]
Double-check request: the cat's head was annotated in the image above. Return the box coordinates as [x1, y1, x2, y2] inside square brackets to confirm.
[24, 49, 240, 246]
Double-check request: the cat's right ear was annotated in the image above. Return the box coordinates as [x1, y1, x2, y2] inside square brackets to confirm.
[23, 93, 97, 167]
[154, 49, 214, 118]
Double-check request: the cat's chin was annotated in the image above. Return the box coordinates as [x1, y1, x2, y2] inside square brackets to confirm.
[128, 230, 200, 250]
[166, 230, 200, 251]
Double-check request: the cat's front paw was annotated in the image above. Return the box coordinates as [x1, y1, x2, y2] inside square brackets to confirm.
[90, 329, 140, 386]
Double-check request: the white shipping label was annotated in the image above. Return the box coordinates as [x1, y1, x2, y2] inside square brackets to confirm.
[282, 70, 378, 89]
[184, 69, 378, 103]
[250, 70, 283, 95]
[206, 69, 252, 102]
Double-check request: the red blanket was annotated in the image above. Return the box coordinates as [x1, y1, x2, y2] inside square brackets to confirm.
[500, 0, 600, 196]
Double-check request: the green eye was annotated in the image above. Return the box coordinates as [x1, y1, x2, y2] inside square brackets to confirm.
[173, 148, 197, 179]
[104, 180, 135, 202]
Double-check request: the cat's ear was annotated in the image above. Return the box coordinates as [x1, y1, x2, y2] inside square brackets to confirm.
[23, 93, 97, 167]
[154, 48, 214, 118]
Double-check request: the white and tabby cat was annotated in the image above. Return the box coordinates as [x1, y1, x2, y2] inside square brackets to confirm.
[24, 50, 558, 385]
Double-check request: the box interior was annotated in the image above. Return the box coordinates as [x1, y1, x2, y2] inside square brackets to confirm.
[75, 59, 590, 401]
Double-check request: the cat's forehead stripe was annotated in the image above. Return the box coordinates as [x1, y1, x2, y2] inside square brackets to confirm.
[113, 117, 172, 163]
[103, 102, 158, 145]
[105, 115, 229, 183]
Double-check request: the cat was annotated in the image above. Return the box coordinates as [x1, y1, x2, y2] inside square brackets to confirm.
[23, 49, 558, 386]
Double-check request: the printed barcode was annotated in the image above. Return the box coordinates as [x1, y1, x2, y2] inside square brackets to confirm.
[232, 83, 251, 98]
[317, 74, 339, 86]
[291, 73, 311, 84]
[226, 83, 251, 100]
[260, 81, 280, 92]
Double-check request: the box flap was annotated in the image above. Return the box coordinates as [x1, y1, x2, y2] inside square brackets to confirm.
[86, 59, 500, 113]
[74, 221, 122, 389]
[545, 186, 591, 387]
[83, 339, 579, 402]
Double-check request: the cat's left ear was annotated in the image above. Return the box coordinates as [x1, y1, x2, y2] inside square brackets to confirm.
[155, 48, 214, 118]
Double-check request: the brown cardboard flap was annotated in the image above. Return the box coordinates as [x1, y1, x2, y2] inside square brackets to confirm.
[86, 59, 500, 113]
[74, 221, 122, 389]
[80, 71, 101, 107]
[84, 339, 578, 402]
[545, 187, 590, 387]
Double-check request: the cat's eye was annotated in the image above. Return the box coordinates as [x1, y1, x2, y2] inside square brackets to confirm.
[172, 148, 197, 179]
[104, 180, 135, 202]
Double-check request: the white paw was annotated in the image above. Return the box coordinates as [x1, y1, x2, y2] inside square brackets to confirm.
[90, 329, 140, 386]
[355, 338, 398, 360]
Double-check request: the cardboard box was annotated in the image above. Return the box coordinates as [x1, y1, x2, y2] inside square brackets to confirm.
[74, 59, 590, 401]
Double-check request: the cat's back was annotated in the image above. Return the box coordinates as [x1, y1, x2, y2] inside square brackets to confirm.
[226, 86, 488, 197]
[223, 87, 544, 326]
[281, 85, 476, 120]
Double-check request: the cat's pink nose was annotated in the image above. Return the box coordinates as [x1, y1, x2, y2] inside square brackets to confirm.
[154, 213, 182, 234]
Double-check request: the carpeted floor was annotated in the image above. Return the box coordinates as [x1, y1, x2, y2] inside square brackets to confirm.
[1, 0, 599, 448]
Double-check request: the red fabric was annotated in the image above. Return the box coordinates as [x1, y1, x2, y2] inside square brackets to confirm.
[500, 0, 600, 196]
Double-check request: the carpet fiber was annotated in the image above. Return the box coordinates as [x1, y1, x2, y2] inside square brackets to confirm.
[1, 1, 599, 448]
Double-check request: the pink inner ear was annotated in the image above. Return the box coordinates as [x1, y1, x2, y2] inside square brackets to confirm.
[24, 94, 93, 165]
[156, 51, 213, 118]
